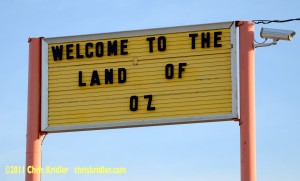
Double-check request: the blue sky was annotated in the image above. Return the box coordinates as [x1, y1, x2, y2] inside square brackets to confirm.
[1, 0, 300, 180]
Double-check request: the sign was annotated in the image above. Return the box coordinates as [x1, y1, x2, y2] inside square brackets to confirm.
[41, 21, 238, 132]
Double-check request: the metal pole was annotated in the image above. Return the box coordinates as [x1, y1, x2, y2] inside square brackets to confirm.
[26, 37, 45, 181]
[238, 21, 256, 181]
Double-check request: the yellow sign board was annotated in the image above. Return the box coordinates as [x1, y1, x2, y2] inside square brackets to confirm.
[41, 21, 238, 132]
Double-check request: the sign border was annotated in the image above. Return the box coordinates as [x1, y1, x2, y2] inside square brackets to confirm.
[41, 21, 238, 133]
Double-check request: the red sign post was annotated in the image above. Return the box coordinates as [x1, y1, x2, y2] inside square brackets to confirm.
[26, 38, 45, 181]
[238, 21, 256, 181]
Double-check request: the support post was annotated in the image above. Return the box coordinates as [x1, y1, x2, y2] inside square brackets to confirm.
[238, 21, 256, 181]
[26, 37, 44, 181]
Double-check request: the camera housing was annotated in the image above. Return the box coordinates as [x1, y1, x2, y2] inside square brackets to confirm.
[260, 28, 296, 41]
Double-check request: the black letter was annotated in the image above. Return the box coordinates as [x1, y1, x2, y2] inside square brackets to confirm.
[214, 31, 222, 47]
[107, 40, 118, 56]
[178, 63, 187, 78]
[105, 69, 113, 84]
[76, 44, 84, 58]
[118, 68, 127, 83]
[130, 96, 138, 111]
[90, 70, 100, 86]
[78, 71, 86, 86]
[121, 39, 128, 55]
[146, 37, 155, 52]
[51, 45, 63, 61]
[144, 95, 155, 111]
[165, 64, 174, 79]
[189, 33, 198, 49]
[85, 43, 94, 58]
[66, 44, 74, 59]
[201, 32, 210, 48]
[157, 36, 166, 51]
[95, 42, 104, 57]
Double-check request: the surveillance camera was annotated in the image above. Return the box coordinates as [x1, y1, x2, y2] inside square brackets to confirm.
[260, 28, 296, 41]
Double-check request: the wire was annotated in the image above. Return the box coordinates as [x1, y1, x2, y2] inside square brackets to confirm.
[253, 18, 300, 24]
[41, 133, 47, 145]
[254, 38, 267, 44]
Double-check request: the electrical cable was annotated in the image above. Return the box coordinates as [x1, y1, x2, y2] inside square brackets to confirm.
[253, 18, 300, 24]
[254, 38, 267, 44]
[41, 133, 47, 145]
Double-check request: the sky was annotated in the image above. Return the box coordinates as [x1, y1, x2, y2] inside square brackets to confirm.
[1, 0, 300, 180]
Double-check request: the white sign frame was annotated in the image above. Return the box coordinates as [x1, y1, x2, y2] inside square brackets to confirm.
[41, 21, 238, 132]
